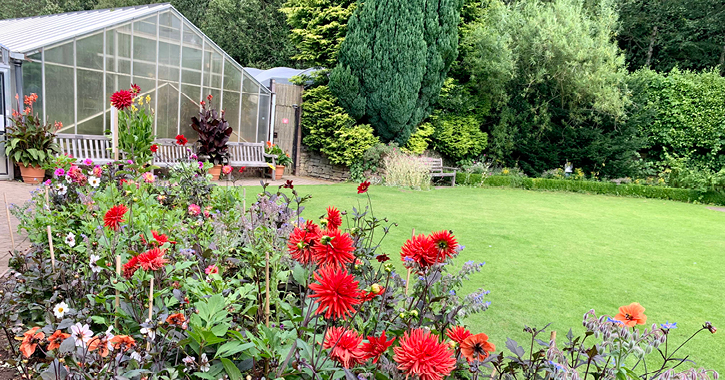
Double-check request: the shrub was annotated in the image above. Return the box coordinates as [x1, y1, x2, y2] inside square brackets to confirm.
[349, 142, 398, 182]
[298, 81, 379, 166]
[191, 95, 232, 165]
[628, 68, 725, 171]
[430, 113, 488, 161]
[403, 122, 434, 155]
[456, 174, 725, 205]
[382, 149, 432, 190]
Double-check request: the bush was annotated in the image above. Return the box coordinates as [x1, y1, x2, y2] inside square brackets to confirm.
[297, 75, 379, 166]
[430, 113, 488, 161]
[382, 149, 432, 190]
[349, 142, 398, 182]
[628, 68, 725, 171]
[456, 174, 725, 205]
[403, 122, 434, 155]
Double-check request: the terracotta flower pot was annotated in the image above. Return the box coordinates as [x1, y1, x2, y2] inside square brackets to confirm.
[209, 164, 222, 181]
[19, 163, 45, 185]
[273, 165, 285, 180]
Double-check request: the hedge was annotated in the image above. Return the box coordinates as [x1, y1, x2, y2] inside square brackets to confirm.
[456, 174, 725, 205]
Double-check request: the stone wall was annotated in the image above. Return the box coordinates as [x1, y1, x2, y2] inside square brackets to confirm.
[297, 146, 349, 181]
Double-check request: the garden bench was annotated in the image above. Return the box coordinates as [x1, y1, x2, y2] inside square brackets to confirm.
[421, 157, 457, 186]
[152, 139, 192, 167]
[55, 134, 114, 165]
[227, 142, 277, 177]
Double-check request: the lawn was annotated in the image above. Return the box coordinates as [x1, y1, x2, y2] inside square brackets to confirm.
[264, 183, 725, 373]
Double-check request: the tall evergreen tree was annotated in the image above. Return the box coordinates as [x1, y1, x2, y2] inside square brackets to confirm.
[329, 0, 462, 144]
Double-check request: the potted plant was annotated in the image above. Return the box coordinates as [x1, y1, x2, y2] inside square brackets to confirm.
[5, 93, 60, 184]
[113, 84, 156, 165]
[191, 95, 232, 180]
[265, 142, 293, 180]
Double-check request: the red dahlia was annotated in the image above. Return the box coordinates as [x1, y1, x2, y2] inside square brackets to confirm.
[394, 328, 456, 380]
[430, 230, 458, 261]
[325, 206, 342, 230]
[446, 326, 472, 344]
[357, 181, 371, 194]
[123, 255, 140, 278]
[323, 327, 364, 368]
[150, 144, 158, 153]
[151, 230, 170, 245]
[175, 134, 188, 146]
[110, 90, 134, 110]
[104, 205, 128, 231]
[312, 228, 355, 269]
[130, 83, 141, 94]
[400, 233, 437, 268]
[308, 266, 362, 320]
[360, 331, 395, 363]
[287, 221, 321, 265]
[137, 248, 167, 271]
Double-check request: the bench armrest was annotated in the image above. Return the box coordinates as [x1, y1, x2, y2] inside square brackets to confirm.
[441, 166, 458, 171]
[263, 153, 277, 165]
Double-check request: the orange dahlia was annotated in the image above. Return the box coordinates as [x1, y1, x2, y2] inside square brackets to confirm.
[137, 248, 167, 271]
[323, 327, 365, 368]
[446, 325, 472, 344]
[360, 331, 395, 363]
[47, 330, 70, 351]
[460, 333, 495, 362]
[104, 205, 128, 231]
[287, 220, 321, 265]
[312, 228, 355, 269]
[166, 313, 186, 326]
[20, 327, 45, 358]
[308, 266, 362, 320]
[110, 335, 136, 351]
[394, 328, 456, 380]
[614, 302, 647, 327]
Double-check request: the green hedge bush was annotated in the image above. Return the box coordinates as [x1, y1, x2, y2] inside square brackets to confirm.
[456, 174, 725, 205]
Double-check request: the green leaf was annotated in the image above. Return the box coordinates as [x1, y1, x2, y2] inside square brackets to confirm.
[215, 341, 255, 359]
[220, 358, 243, 380]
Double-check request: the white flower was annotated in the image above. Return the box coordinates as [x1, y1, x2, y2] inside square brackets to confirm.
[70, 323, 93, 347]
[103, 326, 115, 351]
[130, 351, 143, 362]
[89, 254, 102, 273]
[53, 301, 68, 318]
[199, 353, 210, 373]
[88, 176, 100, 188]
[65, 232, 76, 247]
[182, 356, 195, 365]
[140, 319, 156, 340]
[54, 183, 68, 196]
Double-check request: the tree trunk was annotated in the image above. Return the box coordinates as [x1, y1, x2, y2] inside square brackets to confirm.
[645, 26, 658, 68]
[719, 44, 725, 75]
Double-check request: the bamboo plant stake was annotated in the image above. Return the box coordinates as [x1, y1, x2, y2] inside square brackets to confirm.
[147, 278, 154, 351]
[265, 250, 270, 327]
[405, 228, 415, 295]
[115, 255, 121, 329]
[3, 193, 15, 251]
[550, 331, 557, 348]
[44, 186, 56, 270]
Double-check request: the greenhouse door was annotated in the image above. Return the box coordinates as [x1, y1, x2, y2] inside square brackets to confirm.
[0, 71, 9, 179]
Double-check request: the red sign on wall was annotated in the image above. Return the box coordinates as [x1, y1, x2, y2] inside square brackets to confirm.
[282, 118, 289, 124]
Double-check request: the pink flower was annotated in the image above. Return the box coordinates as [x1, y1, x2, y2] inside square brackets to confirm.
[43, 179, 52, 186]
[93, 166, 103, 177]
[205, 265, 218, 275]
[203, 206, 213, 218]
[188, 204, 201, 216]
[82, 158, 93, 166]
[222, 165, 232, 175]
[54, 167, 65, 177]
[142, 172, 155, 183]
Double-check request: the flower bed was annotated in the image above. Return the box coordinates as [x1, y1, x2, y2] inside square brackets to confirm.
[0, 154, 719, 380]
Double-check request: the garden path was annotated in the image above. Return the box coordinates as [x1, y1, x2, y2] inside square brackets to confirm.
[0, 176, 334, 276]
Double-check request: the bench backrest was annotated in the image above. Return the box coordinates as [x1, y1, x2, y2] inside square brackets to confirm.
[56, 134, 113, 164]
[420, 157, 444, 173]
[227, 142, 267, 163]
[153, 139, 190, 166]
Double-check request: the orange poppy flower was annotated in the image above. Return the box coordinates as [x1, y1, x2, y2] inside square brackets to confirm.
[614, 302, 647, 327]
[20, 327, 45, 358]
[88, 336, 111, 357]
[460, 333, 495, 363]
[47, 330, 71, 351]
[166, 313, 186, 326]
[110, 335, 136, 351]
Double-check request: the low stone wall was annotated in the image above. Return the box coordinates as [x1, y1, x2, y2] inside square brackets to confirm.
[297, 146, 349, 181]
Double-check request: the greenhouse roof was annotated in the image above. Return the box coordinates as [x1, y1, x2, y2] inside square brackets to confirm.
[0, 4, 172, 54]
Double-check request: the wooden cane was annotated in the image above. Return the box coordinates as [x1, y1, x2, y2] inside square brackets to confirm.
[3, 194, 15, 251]
[115, 255, 121, 329]
[550, 330, 557, 348]
[47, 225, 55, 271]
[405, 228, 415, 295]
[147, 277, 154, 351]
[265, 250, 270, 327]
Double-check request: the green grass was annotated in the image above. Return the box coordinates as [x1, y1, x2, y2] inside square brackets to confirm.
[253, 183, 725, 372]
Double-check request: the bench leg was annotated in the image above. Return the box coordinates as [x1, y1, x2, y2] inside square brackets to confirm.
[451, 175, 456, 186]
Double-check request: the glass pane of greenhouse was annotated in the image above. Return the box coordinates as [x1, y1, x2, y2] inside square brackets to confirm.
[11, 4, 270, 142]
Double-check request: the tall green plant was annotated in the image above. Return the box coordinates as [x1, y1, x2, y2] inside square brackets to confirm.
[116, 89, 155, 165]
[4, 94, 59, 167]
[329, 0, 462, 145]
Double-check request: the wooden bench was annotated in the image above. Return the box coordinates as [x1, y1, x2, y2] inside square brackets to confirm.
[56, 134, 114, 165]
[152, 139, 193, 167]
[228, 142, 277, 177]
[420, 157, 457, 186]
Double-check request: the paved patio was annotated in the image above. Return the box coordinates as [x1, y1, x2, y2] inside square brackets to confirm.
[0, 175, 335, 276]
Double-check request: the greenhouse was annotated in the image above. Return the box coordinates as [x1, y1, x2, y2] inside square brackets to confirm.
[0, 4, 272, 154]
